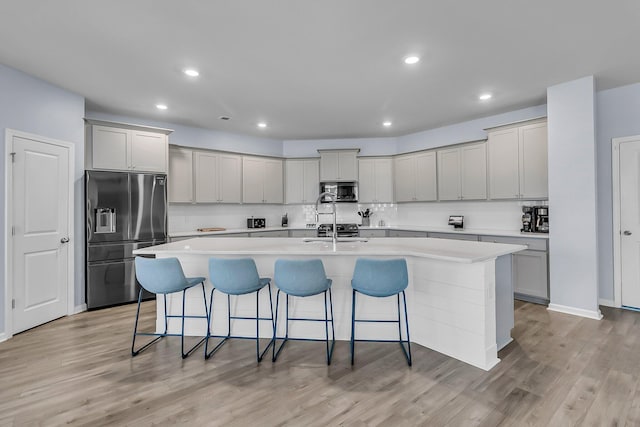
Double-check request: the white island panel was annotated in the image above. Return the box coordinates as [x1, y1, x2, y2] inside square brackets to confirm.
[134, 237, 525, 370]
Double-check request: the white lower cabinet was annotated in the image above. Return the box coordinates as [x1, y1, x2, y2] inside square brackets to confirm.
[480, 235, 549, 303]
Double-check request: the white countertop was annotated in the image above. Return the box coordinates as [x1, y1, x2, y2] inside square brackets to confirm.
[169, 225, 549, 239]
[135, 237, 527, 264]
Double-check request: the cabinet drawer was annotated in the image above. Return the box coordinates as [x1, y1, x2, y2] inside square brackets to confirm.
[359, 229, 387, 238]
[388, 230, 427, 237]
[479, 235, 548, 251]
[428, 232, 478, 241]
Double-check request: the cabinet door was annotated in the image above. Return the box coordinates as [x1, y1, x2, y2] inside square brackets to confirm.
[218, 154, 242, 203]
[168, 147, 193, 203]
[358, 159, 376, 203]
[359, 229, 387, 238]
[302, 159, 320, 203]
[320, 152, 339, 181]
[130, 130, 167, 172]
[242, 157, 265, 203]
[513, 250, 548, 300]
[415, 152, 438, 201]
[194, 151, 218, 203]
[338, 151, 358, 181]
[91, 125, 129, 170]
[461, 143, 487, 200]
[488, 128, 520, 199]
[285, 160, 304, 204]
[519, 122, 548, 199]
[374, 159, 394, 202]
[394, 156, 416, 202]
[437, 148, 461, 201]
[263, 159, 283, 203]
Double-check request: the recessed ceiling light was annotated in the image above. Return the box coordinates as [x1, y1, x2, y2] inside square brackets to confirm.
[404, 56, 420, 65]
[156, 104, 168, 110]
[257, 122, 267, 128]
[383, 121, 392, 127]
[479, 93, 493, 101]
[184, 69, 199, 77]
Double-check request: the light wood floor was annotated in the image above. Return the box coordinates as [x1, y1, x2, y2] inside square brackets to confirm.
[1, 301, 639, 426]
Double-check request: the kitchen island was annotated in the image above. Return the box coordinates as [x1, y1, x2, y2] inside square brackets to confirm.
[134, 237, 526, 370]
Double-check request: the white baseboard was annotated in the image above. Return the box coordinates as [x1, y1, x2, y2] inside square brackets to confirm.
[0, 332, 7, 343]
[548, 303, 603, 320]
[598, 298, 616, 308]
[73, 304, 87, 314]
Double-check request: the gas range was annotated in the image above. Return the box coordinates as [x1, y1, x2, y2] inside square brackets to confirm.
[317, 223, 360, 238]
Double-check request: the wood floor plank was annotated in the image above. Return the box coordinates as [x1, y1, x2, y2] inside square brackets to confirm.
[0, 302, 639, 425]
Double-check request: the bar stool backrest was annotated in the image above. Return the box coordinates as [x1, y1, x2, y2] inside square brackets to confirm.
[134, 257, 189, 294]
[209, 258, 261, 294]
[351, 258, 408, 297]
[274, 259, 330, 297]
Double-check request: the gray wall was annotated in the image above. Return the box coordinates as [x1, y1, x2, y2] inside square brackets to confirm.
[0, 63, 85, 336]
[547, 76, 599, 315]
[595, 83, 640, 302]
[396, 105, 548, 153]
[86, 111, 284, 157]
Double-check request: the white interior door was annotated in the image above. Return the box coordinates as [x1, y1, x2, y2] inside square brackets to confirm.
[11, 134, 71, 333]
[620, 140, 640, 308]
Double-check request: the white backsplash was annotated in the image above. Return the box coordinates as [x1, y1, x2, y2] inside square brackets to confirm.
[169, 199, 543, 233]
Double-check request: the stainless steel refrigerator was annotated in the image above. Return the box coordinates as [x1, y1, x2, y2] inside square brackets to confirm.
[85, 171, 167, 309]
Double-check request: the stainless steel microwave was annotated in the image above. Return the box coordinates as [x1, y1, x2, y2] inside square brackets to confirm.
[319, 182, 358, 202]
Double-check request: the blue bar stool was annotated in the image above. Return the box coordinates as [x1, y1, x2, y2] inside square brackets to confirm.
[272, 259, 335, 365]
[205, 258, 274, 362]
[350, 258, 412, 366]
[132, 257, 208, 358]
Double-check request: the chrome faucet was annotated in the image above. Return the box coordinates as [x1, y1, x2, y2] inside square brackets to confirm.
[315, 191, 338, 247]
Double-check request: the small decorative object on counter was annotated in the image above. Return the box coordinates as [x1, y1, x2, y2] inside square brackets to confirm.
[358, 209, 372, 227]
[281, 213, 288, 227]
[448, 215, 464, 229]
[247, 217, 266, 228]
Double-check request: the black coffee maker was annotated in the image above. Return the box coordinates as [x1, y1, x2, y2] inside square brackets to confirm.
[521, 206, 549, 233]
[533, 207, 549, 233]
[521, 207, 533, 232]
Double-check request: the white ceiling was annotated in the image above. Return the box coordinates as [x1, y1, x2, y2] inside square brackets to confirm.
[1, 1, 639, 140]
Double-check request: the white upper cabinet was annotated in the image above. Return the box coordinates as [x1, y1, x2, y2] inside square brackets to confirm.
[319, 149, 359, 181]
[487, 119, 548, 199]
[461, 143, 487, 200]
[195, 151, 242, 203]
[243, 156, 283, 203]
[519, 122, 548, 199]
[217, 154, 243, 203]
[168, 147, 193, 203]
[358, 158, 393, 203]
[437, 148, 461, 201]
[168, 147, 241, 204]
[85, 120, 170, 173]
[437, 142, 487, 201]
[394, 151, 437, 202]
[285, 159, 319, 204]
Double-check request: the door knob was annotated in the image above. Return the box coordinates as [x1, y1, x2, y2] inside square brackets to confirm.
[623, 230, 632, 236]
[60, 237, 70, 243]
